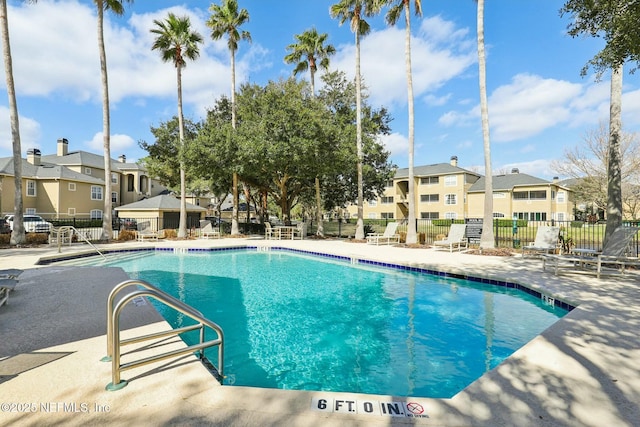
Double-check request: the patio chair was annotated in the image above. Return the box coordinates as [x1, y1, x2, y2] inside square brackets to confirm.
[522, 226, 561, 257]
[292, 222, 307, 240]
[199, 220, 221, 239]
[433, 224, 468, 252]
[136, 221, 158, 242]
[0, 278, 18, 307]
[264, 222, 279, 240]
[542, 226, 640, 279]
[366, 222, 400, 245]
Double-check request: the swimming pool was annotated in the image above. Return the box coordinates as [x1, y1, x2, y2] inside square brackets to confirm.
[80, 248, 568, 398]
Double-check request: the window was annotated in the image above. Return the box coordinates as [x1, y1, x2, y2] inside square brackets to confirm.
[493, 212, 505, 218]
[445, 212, 457, 219]
[385, 179, 394, 188]
[557, 191, 566, 203]
[420, 176, 439, 185]
[26, 180, 36, 197]
[493, 192, 506, 198]
[111, 192, 118, 204]
[513, 190, 547, 200]
[68, 182, 76, 191]
[381, 212, 394, 219]
[68, 208, 76, 216]
[367, 213, 377, 219]
[111, 173, 118, 184]
[25, 208, 36, 215]
[91, 185, 103, 200]
[85, 167, 92, 175]
[444, 176, 457, 187]
[381, 196, 394, 204]
[514, 212, 548, 221]
[90, 209, 103, 220]
[127, 175, 134, 192]
[420, 212, 439, 219]
[420, 194, 439, 203]
[368, 200, 377, 207]
[444, 194, 457, 205]
[557, 212, 565, 221]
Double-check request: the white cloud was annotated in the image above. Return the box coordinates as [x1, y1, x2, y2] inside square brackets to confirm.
[379, 132, 408, 158]
[331, 15, 476, 110]
[85, 132, 135, 154]
[0, 107, 41, 153]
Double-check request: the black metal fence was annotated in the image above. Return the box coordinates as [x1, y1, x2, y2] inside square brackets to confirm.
[40, 215, 640, 255]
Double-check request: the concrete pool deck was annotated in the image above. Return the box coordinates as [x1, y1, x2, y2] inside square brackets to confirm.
[1, 238, 639, 426]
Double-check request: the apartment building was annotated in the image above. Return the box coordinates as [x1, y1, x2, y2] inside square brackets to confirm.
[0, 138, 167, 219]
[348, 158, 574, 222]
[467, 169, 573, 221]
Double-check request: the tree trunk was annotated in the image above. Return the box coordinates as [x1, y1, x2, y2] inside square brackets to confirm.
[176, 65, 188, 238]
[477, 0, 495, 249]
[1, 0, 25, 245]
[315, 176, 324, 236]
[231, 171, 239, 235]
[98, 3, 113, 242]
[230, 48, 240, 236]
[604, 64, 623, 246]
[355, 26, 364, 240]
[404, 3, 417, 244]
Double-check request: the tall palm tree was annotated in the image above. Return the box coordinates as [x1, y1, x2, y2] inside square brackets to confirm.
[285, 28, 335, 234]
[285, 28, 335, 96]
[381, 0, 422, 244]
[95, 0, 132, 242]
[0, 0, 35, 246]
[476, 0, 495, 249]
[207, 0, 250, 236]
[151, 13, 203, 238]
[330, 0, 378, 240]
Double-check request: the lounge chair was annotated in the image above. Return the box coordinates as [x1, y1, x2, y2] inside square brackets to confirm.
[522, 226, 561, 257]
[542, 226, 640, 279]
[136, 221, 158, 242]
[366, 222, 400, 245]
[199, 220, 221, 239]
[0, 268, 23, 279]
[433, 224, 468, 252]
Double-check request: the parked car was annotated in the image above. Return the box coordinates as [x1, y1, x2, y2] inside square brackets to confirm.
[4, 214, 53, 233]
[0, 218, 10, 234]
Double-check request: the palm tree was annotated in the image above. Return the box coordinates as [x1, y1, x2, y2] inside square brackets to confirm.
[381, 0, 422, 244]
[0, 0, 35, 246]
[330, 0, 378, 241]
[95, 0, 132, 242]
[151, 13, 203, 238]
[207, 0, 250, 236]
[285, 28, 335, 96]
[476, 0, 495, 249]
[285, 28, 335, 234]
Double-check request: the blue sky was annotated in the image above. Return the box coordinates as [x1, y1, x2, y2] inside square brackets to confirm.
[1, 0, 639, 180]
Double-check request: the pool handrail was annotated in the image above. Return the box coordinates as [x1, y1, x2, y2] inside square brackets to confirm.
[104, 279, 224, 391]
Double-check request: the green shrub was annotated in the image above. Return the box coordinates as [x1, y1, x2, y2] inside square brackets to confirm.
[571, 221, 584, 228]
[26, 233, 49, 244]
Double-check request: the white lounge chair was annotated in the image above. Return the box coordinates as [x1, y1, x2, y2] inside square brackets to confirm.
[433, 224, 468, 252]
[0, 269, 22, 308]
[292, 222, 307, 240]
[200, 220, 221, 239]
[136, 221, 158, 242]
[543, 226, 640, 279]
[522, 226, 560, 257]
[366, 222, 400, 245]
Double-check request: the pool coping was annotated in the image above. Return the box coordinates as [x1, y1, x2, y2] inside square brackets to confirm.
[3, 239, 640, 426]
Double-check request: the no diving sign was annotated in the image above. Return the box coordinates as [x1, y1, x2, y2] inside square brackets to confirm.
[311, 397, 429, 419]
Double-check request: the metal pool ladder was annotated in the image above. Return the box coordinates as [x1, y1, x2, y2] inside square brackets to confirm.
[103, 279, 224, 391]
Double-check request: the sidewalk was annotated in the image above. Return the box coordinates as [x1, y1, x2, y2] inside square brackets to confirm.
[1, 239, 639, 426]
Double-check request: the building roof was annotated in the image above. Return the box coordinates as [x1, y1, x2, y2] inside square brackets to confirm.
[0, 157, 104, 184]
[115, 194, 205, 212]
[468, 172, 552, 192]
[394, 162, 480, 179]
[40, 150, 142, 172]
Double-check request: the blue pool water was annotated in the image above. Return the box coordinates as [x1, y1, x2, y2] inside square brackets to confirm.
[87, 249, 568, 398]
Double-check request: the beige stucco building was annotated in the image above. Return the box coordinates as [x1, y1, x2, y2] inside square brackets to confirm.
[347, 158, 574, 223]
[0, 138, 169, 220]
